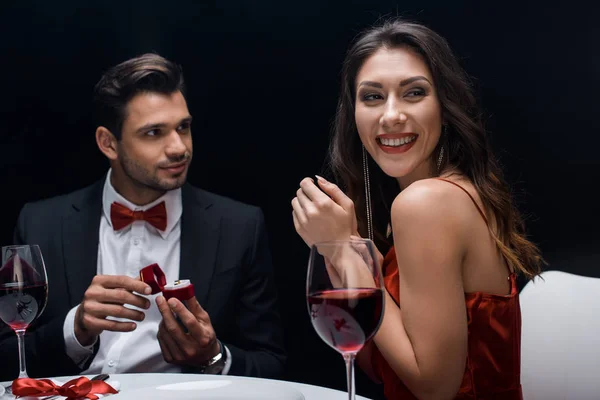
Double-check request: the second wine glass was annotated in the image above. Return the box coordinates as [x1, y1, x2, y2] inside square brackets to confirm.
[0, 244, 49, 382]
[306, 239, 384, 400]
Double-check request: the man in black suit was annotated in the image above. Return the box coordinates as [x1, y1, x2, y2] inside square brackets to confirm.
[0, 53, 285, 380]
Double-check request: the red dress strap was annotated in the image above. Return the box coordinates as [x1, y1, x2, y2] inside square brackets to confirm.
[435, 178, 489, 227]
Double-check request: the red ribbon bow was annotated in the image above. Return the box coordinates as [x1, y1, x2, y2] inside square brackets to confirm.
[12, 376, 118, 399]
[110, 201, 167, 231]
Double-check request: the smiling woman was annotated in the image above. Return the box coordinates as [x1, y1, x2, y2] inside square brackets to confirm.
[291, 17, 543, 400]
[355, 50, 442, 183]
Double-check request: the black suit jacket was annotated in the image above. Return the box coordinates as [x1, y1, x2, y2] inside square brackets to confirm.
[0, 179, 286, 380]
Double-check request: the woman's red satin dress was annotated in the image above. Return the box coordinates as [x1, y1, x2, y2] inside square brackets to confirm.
[371, 179, 523, 399]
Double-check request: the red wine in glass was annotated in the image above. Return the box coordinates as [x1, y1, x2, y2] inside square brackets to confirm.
[308, 288, 383, 353]
[306, 239, 385, 400]
[0, 283, 48, 330]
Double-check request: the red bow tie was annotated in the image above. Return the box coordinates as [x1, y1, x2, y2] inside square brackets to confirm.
[110, 201, 167, 231]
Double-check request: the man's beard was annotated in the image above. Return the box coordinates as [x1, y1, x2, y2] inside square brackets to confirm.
[119, 152, 191, 193]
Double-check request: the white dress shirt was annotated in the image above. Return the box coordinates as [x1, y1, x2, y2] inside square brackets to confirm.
[62, 170, 231, 374]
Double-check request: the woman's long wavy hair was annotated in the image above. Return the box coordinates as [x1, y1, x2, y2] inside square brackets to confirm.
[329, 18, 542, 278]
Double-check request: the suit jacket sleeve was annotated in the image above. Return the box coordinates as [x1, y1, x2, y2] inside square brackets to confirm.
[0, 204, 94, 381]
[218, 208, 286, 378]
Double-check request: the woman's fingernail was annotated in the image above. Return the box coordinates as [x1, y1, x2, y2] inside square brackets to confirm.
[315, 175, 328, 184]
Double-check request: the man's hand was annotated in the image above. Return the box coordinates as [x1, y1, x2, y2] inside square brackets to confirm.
[156, 295, 220, 367]
[75, 275, 152, 346]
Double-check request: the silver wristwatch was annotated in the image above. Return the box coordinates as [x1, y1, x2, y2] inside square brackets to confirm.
[198, 340, 227, 374]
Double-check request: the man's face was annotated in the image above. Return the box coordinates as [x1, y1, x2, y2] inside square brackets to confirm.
[113, 91, 193, 197]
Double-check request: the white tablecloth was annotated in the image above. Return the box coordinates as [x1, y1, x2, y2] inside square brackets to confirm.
[2, 373, 373, 400]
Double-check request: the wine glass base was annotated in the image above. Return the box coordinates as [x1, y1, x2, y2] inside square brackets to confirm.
[3, 378, 25, 396]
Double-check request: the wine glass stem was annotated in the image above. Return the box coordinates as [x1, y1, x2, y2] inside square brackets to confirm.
[16, 329, 28, 378]
[343, 353, 356, 400]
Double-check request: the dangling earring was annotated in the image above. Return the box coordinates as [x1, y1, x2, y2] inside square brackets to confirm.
[362, 146, 374, 241]
[437, 125, 447, 174]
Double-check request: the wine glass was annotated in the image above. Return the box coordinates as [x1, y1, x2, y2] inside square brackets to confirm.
[0, 244, 48, 384]
[306, 239, 384, 400]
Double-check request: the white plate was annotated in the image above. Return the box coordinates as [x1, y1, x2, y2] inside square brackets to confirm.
[0, 384, 5, 397]
[109, 377, 305, 400]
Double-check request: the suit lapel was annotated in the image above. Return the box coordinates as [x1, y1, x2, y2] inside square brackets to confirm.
[180, 184, 221, 306]
[62, 180, 103, 304]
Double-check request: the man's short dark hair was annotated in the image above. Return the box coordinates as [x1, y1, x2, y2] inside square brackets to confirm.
[93, 53, 185, 139]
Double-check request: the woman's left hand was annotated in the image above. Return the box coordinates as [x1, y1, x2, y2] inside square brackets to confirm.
[291, 175, 357, 248]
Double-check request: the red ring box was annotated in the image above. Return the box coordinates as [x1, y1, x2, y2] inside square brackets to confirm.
[163, 280, 195, 302]
[139, 263, 166, 294]
[139, 263, 194, 332]
[139, 263, 195, 301]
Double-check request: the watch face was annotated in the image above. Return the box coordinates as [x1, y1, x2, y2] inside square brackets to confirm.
[200, 344, 226, 374]
[201, 357, 224, 374]
[203, 361, 225, 375]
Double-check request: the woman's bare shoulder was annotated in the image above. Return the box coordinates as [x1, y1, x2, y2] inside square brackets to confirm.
[391, 177, 480, 235]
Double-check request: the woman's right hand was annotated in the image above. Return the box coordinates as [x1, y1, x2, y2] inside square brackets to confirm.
[291, 175, 358, 247]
